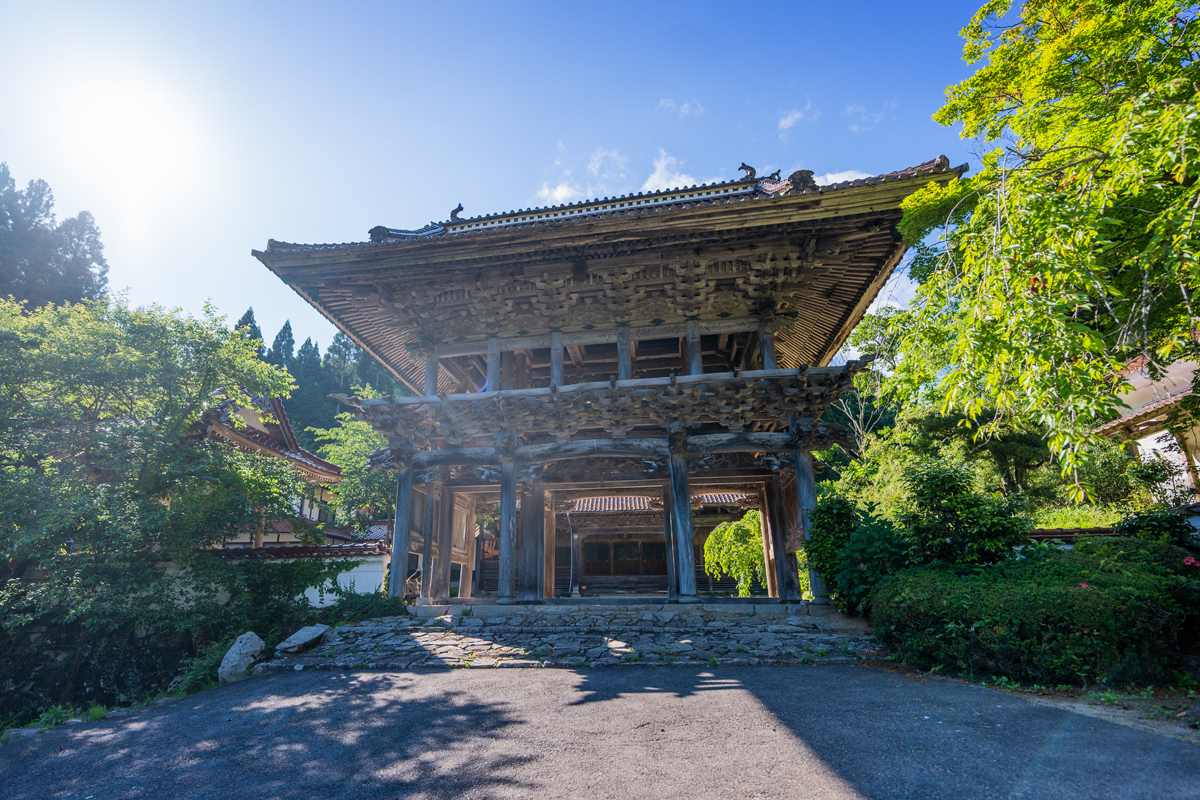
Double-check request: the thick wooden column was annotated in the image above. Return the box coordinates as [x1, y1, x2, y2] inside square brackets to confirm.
[418, 483, 436, 602]
[662, 486, 678, 600]
[668, 428, 698, 600]
[543, 491, 556, 598]
[793, 449, 827, 603]
[497, 459, 517, 604]
[387, 459, 414, 598]
[518, 482, 545, 602]
[431, 468, 453, 599]
[486, 338, 500, 391]
[617, 328, 632, 380]
[459, 496, 476, 598]
[550, 333, 564, 387]
[424, 351, 438, 396]
[685, 320, 703, 375]
[757, 486, 778, 597]
[765, 477, 802, 601]
[758, 317, 777, 370]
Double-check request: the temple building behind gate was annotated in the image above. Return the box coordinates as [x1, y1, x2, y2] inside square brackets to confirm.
[253, 156, 965, 604]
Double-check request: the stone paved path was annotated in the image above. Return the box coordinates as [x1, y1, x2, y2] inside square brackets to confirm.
[257, 602, 880, 673]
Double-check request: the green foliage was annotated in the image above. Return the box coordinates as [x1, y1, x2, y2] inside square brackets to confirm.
[872, 547, 1192, 686]
[898, 462, 1031, 565]
[319, 584, 408, 624]
[85, 703, 107, 722]
[703, 510, 767, 597]
[803, 494, 859, 580]
[36, 704, 72, 729]
[1113, 509, 1200, 552]
[310, 385, 394, 528]
[0, 297, 353, 716]
[895, 1, 1200, 497]
[0, 163, 109, 308]
[1030, 503, 1126, 529]
[833, 515, 911, 615]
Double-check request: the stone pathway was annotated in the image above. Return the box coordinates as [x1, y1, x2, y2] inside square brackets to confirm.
[256, 602, 880, 673]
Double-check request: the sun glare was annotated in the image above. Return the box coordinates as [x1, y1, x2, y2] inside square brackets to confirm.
[48, 66, 214, 234]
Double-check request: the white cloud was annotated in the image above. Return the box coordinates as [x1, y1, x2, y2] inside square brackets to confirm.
[588, 148, 627, 179]
[659, 98, 704, 119]
[778, 103, 813, 130]
[641, 149, 697, 192]
[814, 170, 873, 185]
[842, 100, 897, 133]
[537, 181, 583, 204]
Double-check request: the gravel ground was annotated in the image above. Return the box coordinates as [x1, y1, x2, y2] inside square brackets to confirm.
[3, 665, 1199, 799]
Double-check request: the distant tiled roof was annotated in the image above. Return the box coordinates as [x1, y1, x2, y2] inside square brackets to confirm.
[568, 493, 746, 513]
[206, 542, 389, 559]
[265, 156, 959, 252]
[325, 522, 391, 542]
[1027, 527, 1116, 542]
[1094, 388, 1191, 436]
[204, 397, 342, 482]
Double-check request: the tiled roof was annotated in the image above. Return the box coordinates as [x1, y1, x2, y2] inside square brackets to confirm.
[1093, 388, 1191, 435]
[205, 396, 342, 480]
[206, 542, 389, 559]
[325, 522, 391, 542]
[264, 156, 959, 253]
[568, 493, 747, 513]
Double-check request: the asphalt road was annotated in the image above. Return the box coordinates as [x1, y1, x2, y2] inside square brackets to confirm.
[3, 665, 1197, 799]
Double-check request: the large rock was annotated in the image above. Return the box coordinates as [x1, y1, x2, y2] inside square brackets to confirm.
[276, 624, 339, 654]
[218, 632, 265, 685]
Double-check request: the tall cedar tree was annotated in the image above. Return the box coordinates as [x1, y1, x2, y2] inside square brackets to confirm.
[0, 163, 108, 308]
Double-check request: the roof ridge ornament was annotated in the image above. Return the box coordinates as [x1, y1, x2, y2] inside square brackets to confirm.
[738, 163, 756, 181]
[450, 203, 463, 222]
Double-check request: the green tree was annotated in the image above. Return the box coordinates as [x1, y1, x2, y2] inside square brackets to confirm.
[896, 1, 1200, 498]
[829, 307, 906, 458]
[703, 511, 767, 596]
[0, 163, 108, 308]
[310, 386, 394, 529]
[235, 307, 265, 360]
[266, 320, 295, 370]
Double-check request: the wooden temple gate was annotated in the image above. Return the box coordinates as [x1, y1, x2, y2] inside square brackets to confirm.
[254, 155, 964, 604]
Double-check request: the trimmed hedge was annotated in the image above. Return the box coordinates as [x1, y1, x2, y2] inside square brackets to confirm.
[871, 545, 1194, 685]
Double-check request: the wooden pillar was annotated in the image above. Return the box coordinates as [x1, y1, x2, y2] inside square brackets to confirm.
[460, 496, 477, 598]
[685, 320, 703, 375]
[550, 332, 564, 387]
[668, 428, 698, 600]
[418, 483, 436, 602]
[571, 529, 583, 596]
[431, 468, 453, 600]
[617, 328, 632, 381]
[387, 460, 414, 598]
[424, 351, 438, 396]
[1174, 431, 1200, 488]
[486, 338, 500, 391]
[662, 486, 678, 600]
[497, 459, 517, 603]
[543, 491, 556, 599]
[765, 477, 802, 601]
[518, 482, 545, 602]
[757, 486, 778, 597]
[758, 317, 777, 371]
[793, 449, 827, 603]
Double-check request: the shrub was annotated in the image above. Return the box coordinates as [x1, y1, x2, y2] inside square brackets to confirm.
[702, 511, 768, 597]
[319, 586, 408, 624]
[1113, 509, 1200, 553]
[833, 515, 911, 616]
[804, 495, 859, 580]
[872, 548, 1188, 686]
[899, 461, 1030, 565]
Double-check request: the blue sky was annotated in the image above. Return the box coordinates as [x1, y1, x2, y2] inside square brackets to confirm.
[0, 0, 981, 350]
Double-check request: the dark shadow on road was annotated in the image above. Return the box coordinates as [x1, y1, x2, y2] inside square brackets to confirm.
[0, 671, 536, 800]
